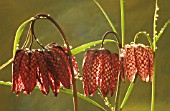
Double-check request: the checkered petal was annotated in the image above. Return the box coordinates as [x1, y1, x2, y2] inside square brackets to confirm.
[20, 50, 37, 94]
[110, 53, 119, 96]
[34, 50, 50, 95]
[99, 50, 114, 97]
[122, 43, 154, 82]
[82, 49, 119, 97]
[82, 50, 100, 96]
[124, 45, 137, 82]
[46, 44, 72, 89]
[43, 50, 61, 96]
[146, 47, 154, 82]
[135, 45, 150, 82]
[12, 50, 25, 95]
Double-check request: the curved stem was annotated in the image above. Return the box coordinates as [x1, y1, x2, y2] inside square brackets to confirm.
[134, 31, 153, 49]
[30, 20, 45, 49]
[33, 14, 78, 111]
[100, 31, 121, 49]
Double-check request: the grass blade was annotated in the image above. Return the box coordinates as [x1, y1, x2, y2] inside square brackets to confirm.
[0, 58, 13, 70]
[94, 0, 118, 34]
[71, 39, 117, 55]
[156, 19, 170, 43]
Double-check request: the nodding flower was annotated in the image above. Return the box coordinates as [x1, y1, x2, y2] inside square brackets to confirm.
[82, 49, 119, 97]
[82, 31, 121, 97]
[12, 14, 78, 96]
[120, 43, 154, 82]
[12, 43, 78, 96]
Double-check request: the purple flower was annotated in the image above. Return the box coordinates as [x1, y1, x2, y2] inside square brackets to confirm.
[120, 43, 154, 82]
[82, 49, 119, 97]
[12, 43, 78, 96]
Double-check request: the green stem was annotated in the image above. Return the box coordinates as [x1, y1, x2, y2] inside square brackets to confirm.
[33, 14, 78, 111]
[120, 0, 125, 47]
[114, 0, 125, 111]
[134, 31, 153, 49]
[151, 57, 156, 111]
[119, 82, 135, 111]
[153, 0, 158, 52]
[152, 0, 158, 111]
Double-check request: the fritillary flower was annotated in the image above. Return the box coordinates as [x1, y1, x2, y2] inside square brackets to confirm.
[44, 43, 78, 96]
[82, 49, 119, 97]
[12, 43, 78, 96]
[12, 49, 38, 95]
[121, 43, 154, 82]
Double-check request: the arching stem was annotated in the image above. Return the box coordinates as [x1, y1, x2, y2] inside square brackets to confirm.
[33, 14, 78, 111]
[100, 31, 121, 49]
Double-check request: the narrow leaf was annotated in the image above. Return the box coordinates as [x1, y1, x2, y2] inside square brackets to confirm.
[0, 81, 107, 111]
[71, 39, 118, 55]
[0, 58, 13, 70]
[156, 19, 170, 43]
[0, 17, 35, 71]
[13, 17, 35, 58]
[94, 0, 118, 34]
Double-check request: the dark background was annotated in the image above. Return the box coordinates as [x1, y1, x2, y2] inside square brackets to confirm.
[0, 0, 170, 111]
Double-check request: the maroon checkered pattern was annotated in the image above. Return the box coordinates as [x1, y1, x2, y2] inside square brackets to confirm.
[82, 49, 119, 97]
[12, 43, 78, 96]
[121, 43, 154, 82]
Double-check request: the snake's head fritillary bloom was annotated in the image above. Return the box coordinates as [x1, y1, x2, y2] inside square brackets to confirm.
[82, 49, 119, 97]
[12, 43, 78, 96]
[44, 43, 78, 96]
[12, 49, 38, 95]
[121, 43, 154, 82]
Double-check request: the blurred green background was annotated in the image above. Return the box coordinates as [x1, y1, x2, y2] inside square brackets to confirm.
[0, 0, 170, 111]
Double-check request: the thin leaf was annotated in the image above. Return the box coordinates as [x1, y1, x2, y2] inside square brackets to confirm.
[156, 19, 170, 43]
[13, 17, 35, 58]
[94, 0, 118, 34]
[0, 81, 107, 111]
[0, 58, 13, 70]
[0, 17, 34, 71]
[71, 39, 118, 55]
